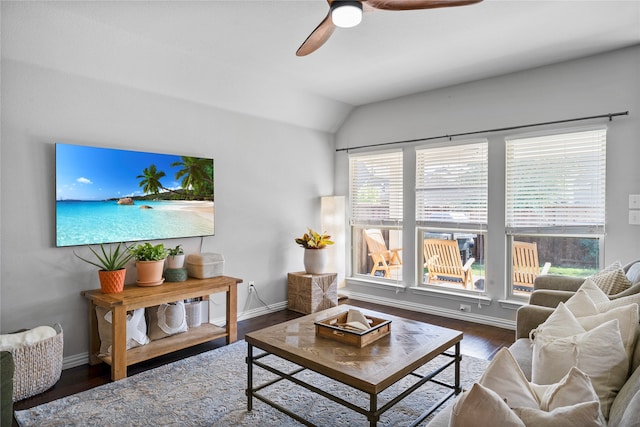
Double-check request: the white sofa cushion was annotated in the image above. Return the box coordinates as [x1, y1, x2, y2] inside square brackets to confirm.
[449, 348, 604, 426]
[532, 311, 628, 419]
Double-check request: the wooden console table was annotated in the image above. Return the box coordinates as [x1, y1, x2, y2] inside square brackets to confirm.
[81, 275, 241, 381]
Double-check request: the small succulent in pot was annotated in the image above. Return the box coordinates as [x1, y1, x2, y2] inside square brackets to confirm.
[74, 242, 133, 271]
[74, 242, 133, 293]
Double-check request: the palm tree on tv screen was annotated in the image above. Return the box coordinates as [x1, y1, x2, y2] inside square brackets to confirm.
[137, 157, 213, 200]
[137, 164, 166, 195]
[171, 156, 214, 200]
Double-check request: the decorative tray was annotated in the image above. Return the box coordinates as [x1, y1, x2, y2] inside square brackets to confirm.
[314, 310, 391, 348]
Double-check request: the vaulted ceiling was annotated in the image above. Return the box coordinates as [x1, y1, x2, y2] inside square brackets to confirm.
[3, 0, 639, 132]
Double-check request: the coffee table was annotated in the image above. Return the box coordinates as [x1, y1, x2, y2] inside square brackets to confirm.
[245, 304, 463, 426]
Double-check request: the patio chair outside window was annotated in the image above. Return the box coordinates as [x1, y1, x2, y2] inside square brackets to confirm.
[363, 229, 402, 278]
[512, 241, 551, 290]
[423, 239, 475, 288]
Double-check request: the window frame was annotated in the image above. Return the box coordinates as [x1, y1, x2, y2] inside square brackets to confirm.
[505, 126, 607, 299]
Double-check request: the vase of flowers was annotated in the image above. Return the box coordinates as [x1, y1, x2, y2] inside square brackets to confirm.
[295, 228, 334, 274]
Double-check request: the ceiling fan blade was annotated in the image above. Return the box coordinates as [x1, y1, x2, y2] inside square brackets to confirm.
[365, 0, 483, 11]
[296, 13, 336, 56]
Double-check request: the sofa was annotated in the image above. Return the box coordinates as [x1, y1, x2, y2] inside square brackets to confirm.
[428, 260, 640, 426]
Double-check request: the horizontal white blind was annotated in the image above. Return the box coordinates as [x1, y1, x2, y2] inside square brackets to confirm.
[506, 128, 606, 232]
[416, 141, 488, 226]
[349, 151, 403, 225]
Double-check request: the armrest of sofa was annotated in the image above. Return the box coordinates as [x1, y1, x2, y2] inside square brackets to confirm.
[533, 274, 584, 292]
[528, 289, 575, 308]
[611, 282, 640, 299]
[516, 305, 554, 339]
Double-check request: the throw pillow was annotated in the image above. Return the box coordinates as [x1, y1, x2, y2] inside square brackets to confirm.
[532, 318, 628, 419]
[576, 304, 639, 363]
[626, 261, 640, 285]
[577, 279, 640, 314]
[480, 347, 600, 411]
[562, 292, 639, 362]
[531, 302, 585, 340]
[589, 261, 633, 295]
[449, 383, 525, 427]
[513, 401, 603, 427]
[147, 301, 188, 341]
[564, 289, 599, 317]
[95, 306, 149, 355]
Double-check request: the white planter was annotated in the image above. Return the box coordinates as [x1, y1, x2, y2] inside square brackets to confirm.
[303, 249, 327, 275]
[166, 254, 186, 269]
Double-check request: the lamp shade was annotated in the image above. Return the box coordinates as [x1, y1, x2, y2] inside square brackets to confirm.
[331, 1, 363, 28]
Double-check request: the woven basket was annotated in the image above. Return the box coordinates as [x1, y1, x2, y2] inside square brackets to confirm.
[10, 324, 63, 402]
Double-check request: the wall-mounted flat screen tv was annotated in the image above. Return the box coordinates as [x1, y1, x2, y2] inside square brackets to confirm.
[56, 143, 214, 247]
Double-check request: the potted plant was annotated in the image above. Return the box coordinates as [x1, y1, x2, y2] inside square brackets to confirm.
[128, 242, 167, 286]
[294, 228, 334, 274]
[166, 244, 185, 269]
[74, 243, 133, 293]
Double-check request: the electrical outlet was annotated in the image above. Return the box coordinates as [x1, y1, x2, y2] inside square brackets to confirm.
[630, 210, 640, 225]
[248, 281, 255, 294]
[460, 304, 471, 313]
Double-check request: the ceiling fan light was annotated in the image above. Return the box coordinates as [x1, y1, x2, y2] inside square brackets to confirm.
[331, 1, 363, 28]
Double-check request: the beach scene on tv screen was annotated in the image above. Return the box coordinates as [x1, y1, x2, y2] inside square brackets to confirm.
[56, 143, 214, 247]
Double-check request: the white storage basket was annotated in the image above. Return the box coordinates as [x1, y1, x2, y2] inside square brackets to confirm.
[10, 324, 63, 402]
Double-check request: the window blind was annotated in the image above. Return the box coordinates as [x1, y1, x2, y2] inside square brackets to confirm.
[415, 141, 488, 227]
[349, 151, 403, 225]
[506, 128, 606, 233]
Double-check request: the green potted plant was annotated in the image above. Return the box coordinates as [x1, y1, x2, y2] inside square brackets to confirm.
[294, 228, 334, 274]
[74, 243, 133, 293]
[166, 244, 185, 269]
[128, 242, 168, 286]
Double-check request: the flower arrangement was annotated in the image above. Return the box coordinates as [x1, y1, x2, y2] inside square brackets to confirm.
[295, 228, 334, 249]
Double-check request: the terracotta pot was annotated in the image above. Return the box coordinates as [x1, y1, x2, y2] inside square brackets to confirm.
[303, 249, 327, 275]
[98, 269, 127, 294]
[136, 260, 165, 286]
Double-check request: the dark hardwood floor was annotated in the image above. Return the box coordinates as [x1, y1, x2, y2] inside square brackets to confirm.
[12, 299, 514, 425]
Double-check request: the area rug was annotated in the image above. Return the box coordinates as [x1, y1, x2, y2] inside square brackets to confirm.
[15, 340, 489, 426]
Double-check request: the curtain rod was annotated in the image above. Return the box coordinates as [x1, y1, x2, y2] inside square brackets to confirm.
[336, 111, 629, 152]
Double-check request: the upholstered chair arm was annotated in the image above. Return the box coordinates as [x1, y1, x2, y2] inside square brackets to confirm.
[533, 274, 584, 292]
[528, 289, 574, 308]
[516, 305, 554, 339]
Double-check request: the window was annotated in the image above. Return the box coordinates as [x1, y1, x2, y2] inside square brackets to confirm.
[349, 151, 403, 281]
[416, 141, 488, 291]
[506, 128, 606, 296]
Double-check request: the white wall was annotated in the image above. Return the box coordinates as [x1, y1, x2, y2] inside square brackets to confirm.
[335, 46, 640, 326]
[0, 59, 335, 361]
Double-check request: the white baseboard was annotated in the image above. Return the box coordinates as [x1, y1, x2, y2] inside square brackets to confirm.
[63, 352, 90, 370]
[342, 290, 516, 330]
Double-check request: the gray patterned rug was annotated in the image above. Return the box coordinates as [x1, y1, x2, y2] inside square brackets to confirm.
[15, 340, 489, 426]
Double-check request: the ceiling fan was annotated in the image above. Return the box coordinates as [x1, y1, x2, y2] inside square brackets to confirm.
[297, 0, 483, 56]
